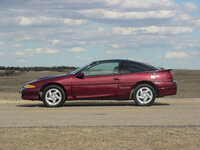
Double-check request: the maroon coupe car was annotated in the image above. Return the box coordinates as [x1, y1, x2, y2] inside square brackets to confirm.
[20, 59, 177, 107]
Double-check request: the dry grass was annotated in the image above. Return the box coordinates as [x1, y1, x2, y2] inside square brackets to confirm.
[0, 127, 199, 150]
[0, 93, 20, 101]
[0, 71, 67, 93]
[172, 70, 200, 98]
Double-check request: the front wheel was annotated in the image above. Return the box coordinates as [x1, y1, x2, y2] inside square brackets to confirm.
[42, 85, 66, 107]
[132, 84, 156, 106]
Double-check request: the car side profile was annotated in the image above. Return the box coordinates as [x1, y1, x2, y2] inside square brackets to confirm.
[20, 59, 177, 107]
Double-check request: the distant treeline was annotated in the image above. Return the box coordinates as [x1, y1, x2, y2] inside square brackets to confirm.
[0, 66, 77, 76]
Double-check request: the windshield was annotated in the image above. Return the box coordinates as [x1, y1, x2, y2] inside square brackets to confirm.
[70, 64, 90, 75]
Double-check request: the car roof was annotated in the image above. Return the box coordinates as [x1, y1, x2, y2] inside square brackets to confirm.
[91, 59, 142, 64]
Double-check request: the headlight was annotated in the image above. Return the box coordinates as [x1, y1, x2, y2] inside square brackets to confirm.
[24, 84, 36, 89]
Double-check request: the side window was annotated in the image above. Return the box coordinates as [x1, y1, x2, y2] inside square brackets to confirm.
[121, 62, 146, 74]
[82, 62, 119, 76]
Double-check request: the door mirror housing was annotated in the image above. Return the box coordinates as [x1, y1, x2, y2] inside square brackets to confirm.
[76, 73, 85, 79]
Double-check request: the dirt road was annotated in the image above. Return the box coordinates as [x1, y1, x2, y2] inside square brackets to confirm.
[0, 98, 199, 127]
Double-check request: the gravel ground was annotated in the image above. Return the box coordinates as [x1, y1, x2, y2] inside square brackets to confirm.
[0, 127, 200, 150]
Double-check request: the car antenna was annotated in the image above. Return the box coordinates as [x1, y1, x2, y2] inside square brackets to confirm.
[161, 42, 165, 68]
[160, 26, 165, 68]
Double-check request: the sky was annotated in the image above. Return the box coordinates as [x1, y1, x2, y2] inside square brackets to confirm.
[0, 0, 200, 69]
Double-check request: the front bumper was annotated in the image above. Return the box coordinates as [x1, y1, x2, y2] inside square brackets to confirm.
[155, 81, 177, 97]
[20, 87, 40, 100]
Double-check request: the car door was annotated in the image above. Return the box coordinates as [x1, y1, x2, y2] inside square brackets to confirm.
[71, 61, 120, 99]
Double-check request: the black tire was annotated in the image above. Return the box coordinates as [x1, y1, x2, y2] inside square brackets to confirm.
[42, 85, 66, 107]
[132, 84, 156, 106]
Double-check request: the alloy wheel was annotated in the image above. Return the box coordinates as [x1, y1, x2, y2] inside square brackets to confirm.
[45, 88, 62, 106]
[136, 87, 153, 104]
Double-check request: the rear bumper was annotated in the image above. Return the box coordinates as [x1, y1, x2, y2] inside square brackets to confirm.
[155, 81, 177, 97]
[20, 87, 40, 100]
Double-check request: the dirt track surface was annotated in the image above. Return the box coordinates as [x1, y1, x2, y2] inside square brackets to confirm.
[0, 98, 199, 128]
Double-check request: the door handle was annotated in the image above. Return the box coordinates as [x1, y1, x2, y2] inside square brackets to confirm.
[113, 77, 120, 80]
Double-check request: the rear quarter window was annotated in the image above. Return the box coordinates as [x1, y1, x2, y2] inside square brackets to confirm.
[120, 61, 158, 74]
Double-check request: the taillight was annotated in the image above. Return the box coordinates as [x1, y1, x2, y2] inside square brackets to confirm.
[167, 72, 173, 80]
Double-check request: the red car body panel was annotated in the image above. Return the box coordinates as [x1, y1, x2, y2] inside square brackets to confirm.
[20, 60, 177, 101]
[71, 74, 120, 99]
[155, 81, 177, 96]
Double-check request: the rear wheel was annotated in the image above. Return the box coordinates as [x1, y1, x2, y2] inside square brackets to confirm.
[42, 85, 66, 107]
[132, 84, 156, 106]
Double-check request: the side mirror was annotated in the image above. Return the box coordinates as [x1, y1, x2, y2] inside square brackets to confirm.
[75, 73, 85, 79]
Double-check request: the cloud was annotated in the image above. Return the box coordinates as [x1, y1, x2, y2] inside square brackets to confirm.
[0, 52, 5, 57]
[184, 2, 198, 12]
[35, 48, 59, 54]
[15, 48, 59, 57]
[165, 52, 190, 59]
[104, 0, 176, 9]
[112, 27, 135, 35]
[51, 39, 60, 45]
[190, 51, 200, 55]
[63, 18, 87, 26]
[13, 44, 21, 48]
[106, 50, 128, 55]
[51, 40, 86, 47]
[193, 19, 200, 26]
[16, 16, 87, 26]
[174, 42, 200, 50]
[113, 26, 193, 35]
[112, 44, 119, 48]
[17, 17, 34, 26]
[79, 9, 175, 20]
[68, 47, 87, 53]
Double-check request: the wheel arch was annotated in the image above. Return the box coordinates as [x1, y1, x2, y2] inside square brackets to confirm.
[39, 83, 68, 100]
[130, 81, 159, 98]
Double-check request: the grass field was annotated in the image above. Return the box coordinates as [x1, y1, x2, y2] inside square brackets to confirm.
[172, 69, 200, 98]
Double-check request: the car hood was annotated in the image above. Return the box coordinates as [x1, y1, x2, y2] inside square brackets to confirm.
[28, 73, 71, 84]
[38, 73, 69, 81]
